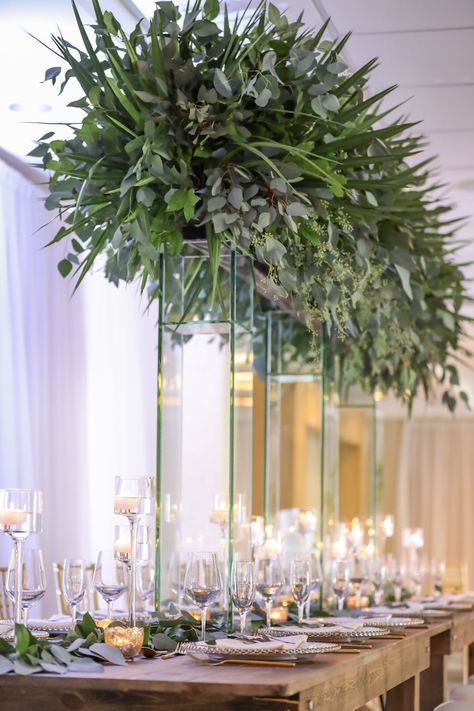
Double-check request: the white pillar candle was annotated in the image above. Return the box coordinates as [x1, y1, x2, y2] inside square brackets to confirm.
[0, 507, 27, 526]
[114, 496, 140, 514]
[114, 539, 131, 557]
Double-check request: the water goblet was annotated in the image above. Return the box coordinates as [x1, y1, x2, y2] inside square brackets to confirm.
[255, 552, 285, 627]
[6, 548, 46, 627]
[62, 558, 86, 625]
[331, 560, 349, 611]
[137, 561, 155, 612]
[93, 550, 128, 618]
[184, 552, 222, 642]
[306, 552, 322, 618]
[231, 561, 255, 633]
[290, 559, 311, 624]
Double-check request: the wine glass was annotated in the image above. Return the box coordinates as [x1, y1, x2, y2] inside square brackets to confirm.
[331, 560, 349, 611]
[349, 556, 369, 608]
[368, 560, 386, 606]
[6, 548, 46, 627]
[92, 551, 128, 619]
[184, 552, 222, 642]
[0, 489, 43, 629]
[255, 552, 285, 627]
[290, 559, 311, 624]
[62, 559, 86, 625]
[137, 561, 155, 613]
[114, 476, 153, 627]
[231, 561, 255, 634]
[306, 552, 322, 618]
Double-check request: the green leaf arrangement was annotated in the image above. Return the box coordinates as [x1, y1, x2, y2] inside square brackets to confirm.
[31, 0, 471, 409]
[0, 614, 127, 675]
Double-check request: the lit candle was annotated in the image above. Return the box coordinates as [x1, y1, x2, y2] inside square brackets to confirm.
[0, 505, 27, 526]
[114, 539, 131, 557]
[114, 496, 140, 514]
[209, 508, 227, 525]
[270, 606, 288, 623]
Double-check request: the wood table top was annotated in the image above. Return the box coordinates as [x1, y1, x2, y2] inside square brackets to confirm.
[0, 621, 451, 699]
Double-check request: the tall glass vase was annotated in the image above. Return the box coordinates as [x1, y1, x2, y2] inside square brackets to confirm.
[155, 244, 254, 628]
[257, 312, 338, 591]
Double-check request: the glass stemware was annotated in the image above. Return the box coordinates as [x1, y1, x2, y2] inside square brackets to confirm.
[255, 552, 285, 627]
[184, 552, 222, 642]
[62, 559, 86, 625]
[114, 477, 153, 627]
[349, 556, 369, 608]
[137, 561, 155, 613]
[231, 561, 255, 633]
[331, 560, 349, 611]
[92, 551, 128, 618]
[290, 559, 311, 624]
[6, 548, 46, 627]
[0, 489, 43, 630]
[306, 552, 322, 618]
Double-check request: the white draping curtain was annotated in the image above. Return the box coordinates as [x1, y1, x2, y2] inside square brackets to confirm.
[0, 156, 157, 613]
[395, 418, 474, 588]
[0, 157, 88, 603]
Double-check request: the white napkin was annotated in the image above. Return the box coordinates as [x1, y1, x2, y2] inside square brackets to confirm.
[0, 623, 13, 637]
[215, 634, 307, 652]
[322, 617, 364, 630]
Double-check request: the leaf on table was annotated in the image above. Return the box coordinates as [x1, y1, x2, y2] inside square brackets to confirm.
[89, 643, 128, 666]
[68, 658, 104, 674]
[151, 633, 178, 652]
[0, 657, 14, 675]
[13, 659, 42, 676]
[39, 662, 67, 674]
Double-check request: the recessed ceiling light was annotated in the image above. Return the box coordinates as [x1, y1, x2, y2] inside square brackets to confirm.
[8, 102, 53, 113]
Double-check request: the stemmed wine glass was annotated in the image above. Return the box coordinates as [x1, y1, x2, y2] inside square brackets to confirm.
[349, 556, 369, 608]
[92, 551, 128, 618]
[0, 489, 43, 633]
[306, 552, 322, 618]
[6, 548, 46, 627]
[114, 477, 153, 627]
[255, 552, 285, 627]
[331, 560, 349, 611]
[137, 561, 155, 613]
[290, 559, 311, 624]
[184, 552, 222, 642]
[231, 561, 255, 633]
[62, 559, 86, 625]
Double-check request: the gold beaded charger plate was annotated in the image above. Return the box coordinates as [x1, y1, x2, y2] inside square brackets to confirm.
[262, 626, 388, 639]
[179, 640, 341, 661]
[425, 603, 473, 612]
[397, 609, 450, 619]
[362, 617, 420, 628]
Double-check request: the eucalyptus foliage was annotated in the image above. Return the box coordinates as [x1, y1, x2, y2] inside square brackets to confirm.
[0, 614, 126, 675]
[32, 0, 470, 408]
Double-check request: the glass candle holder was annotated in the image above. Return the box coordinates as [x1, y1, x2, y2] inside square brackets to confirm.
[114, 478, 153, 627]
[103, 626, 144, 660]
[0, 489, 43, 631]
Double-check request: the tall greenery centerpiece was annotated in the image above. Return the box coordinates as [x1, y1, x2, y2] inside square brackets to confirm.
[32, 0, 470, 405]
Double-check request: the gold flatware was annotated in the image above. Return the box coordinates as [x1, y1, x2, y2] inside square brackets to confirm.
[186, 653, 296, 667]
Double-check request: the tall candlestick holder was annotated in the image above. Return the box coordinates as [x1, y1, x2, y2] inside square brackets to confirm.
[0, 489, 43, 636]
[114, 477, 153, 627]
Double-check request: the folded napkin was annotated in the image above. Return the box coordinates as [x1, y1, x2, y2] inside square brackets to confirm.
[0, 623, 13, 637]
[322, 617, 364, 630]
[215, 634, 307, 652]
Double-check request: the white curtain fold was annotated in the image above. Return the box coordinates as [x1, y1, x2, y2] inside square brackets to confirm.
[0, 158, 89, 611]
[395, 418, 474, 587]
[0, 156, 157, 613]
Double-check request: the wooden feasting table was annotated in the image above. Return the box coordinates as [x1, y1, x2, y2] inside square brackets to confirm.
[1, 619, 462, 711]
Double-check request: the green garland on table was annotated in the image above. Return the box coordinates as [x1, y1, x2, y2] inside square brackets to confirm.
[30, 0, 471, 409]
[0, 614, 126, 676]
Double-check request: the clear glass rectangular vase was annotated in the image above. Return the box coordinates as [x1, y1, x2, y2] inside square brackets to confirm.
[155, 245, 253, 627]
[258, 312, 339, 566]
